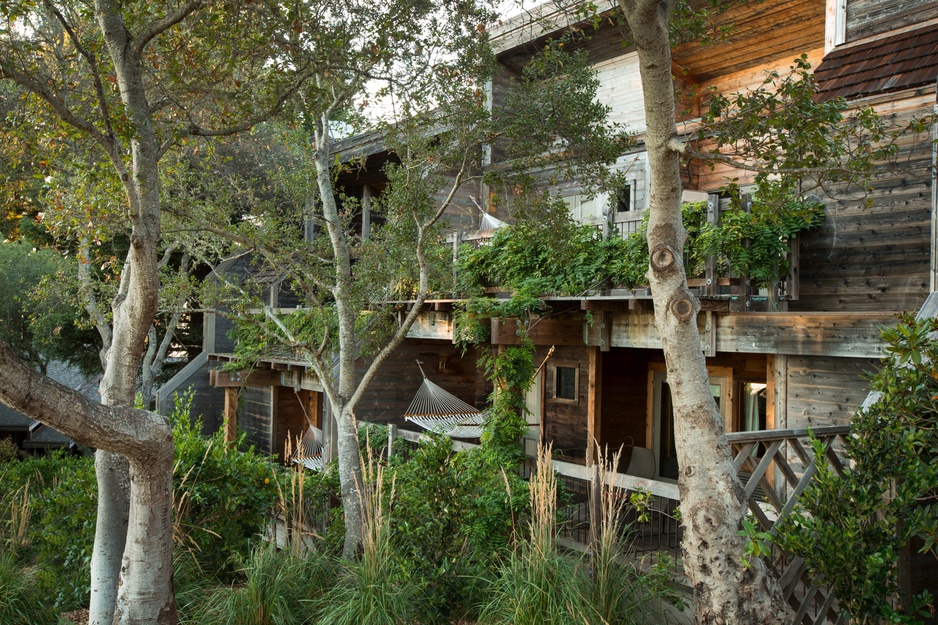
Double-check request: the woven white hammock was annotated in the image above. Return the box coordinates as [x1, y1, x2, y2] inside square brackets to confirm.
[404, 364, 486, 439]
[292, 422, 324, 471]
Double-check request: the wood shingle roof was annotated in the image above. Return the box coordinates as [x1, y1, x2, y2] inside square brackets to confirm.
[814, 22, 938, 101]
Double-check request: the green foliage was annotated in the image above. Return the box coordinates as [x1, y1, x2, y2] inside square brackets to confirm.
[0, 436, 20, 463]
[0, 451, 96, 611]
[318, 457, 424, 625]
[386, 434, 518, 622]
[776, 315, 938, 624]
[0, 241, 98, 374]
[479, 444, 579, 625]
[701, 55, 918, 199]
[187, 543, 338, 625]
[458, 192, 824, 295]
[171, 392, 282, 580]
[695, 191, 825, 287]
[457, 218, 639, 296]
[0, 552, 58, 625]
[492, 41, 629, 203]
[479, 545, 584, 625]
[738, 517, 773, 569]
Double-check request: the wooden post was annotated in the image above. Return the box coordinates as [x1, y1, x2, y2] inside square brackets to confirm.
[587, 347, 602, 464]
[588, 463, 601, 558]
[786, 233, 801, 304]
[706, 194, 720, 297]
[773, 354, 788, 499]
[224, 387, 239, 446]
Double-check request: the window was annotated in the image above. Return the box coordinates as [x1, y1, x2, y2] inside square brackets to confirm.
[652, 371, 726, 481]
[555, 365, 578, 401]
[615, 184, 633, 212]
[562, 193, 602, 225]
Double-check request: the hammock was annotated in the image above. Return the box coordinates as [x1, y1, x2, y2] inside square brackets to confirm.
[479, 213, 507, 231]
[292, 425, 324, 471]
[404, 363, 486, 439]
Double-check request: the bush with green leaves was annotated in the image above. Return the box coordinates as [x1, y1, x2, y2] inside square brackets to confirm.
[0, 450, 97, 611]
[776, 315, 938, 624]
[171, 392, 282, 580]
[385, 433, 526, 623]
[457, 218, 640, 296]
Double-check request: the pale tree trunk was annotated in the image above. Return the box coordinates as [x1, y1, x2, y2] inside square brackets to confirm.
[87, 2, 175, 622]
[618, 0, 793, 621]
[140, 251, 190, 410]
[88, 452, 130, 624]
[312, 134, 366, 559]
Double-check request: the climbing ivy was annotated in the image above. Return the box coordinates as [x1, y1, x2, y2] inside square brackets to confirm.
[457, 192, 824, 295]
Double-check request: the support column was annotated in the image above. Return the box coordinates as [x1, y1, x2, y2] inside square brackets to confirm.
[587, 346, 602, 464]
[362, 184, 372, 241]
[224, 387, 239, 445]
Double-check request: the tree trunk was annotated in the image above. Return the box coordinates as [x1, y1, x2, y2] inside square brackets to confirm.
[88, 451, 129, 625]
[312, 134, 367, 559]
[618, 0, 793, 621]
[335, 405, 365, 559]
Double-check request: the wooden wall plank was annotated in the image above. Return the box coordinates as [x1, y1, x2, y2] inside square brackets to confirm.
[785, 355, 877, 429]
[845, 0, 938, 41]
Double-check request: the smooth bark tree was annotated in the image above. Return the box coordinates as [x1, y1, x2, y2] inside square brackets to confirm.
[621, 1, 790, 620]
[0, 2, 307, 622]
[613, 0, 931, 620]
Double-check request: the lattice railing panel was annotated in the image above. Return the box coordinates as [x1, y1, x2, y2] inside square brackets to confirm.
[727, 425, 851, 625]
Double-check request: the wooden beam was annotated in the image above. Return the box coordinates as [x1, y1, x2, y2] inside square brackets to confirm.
[224, 387, 239, 445]
[490, 317, 584, 346]
[210, 369, 283, 388]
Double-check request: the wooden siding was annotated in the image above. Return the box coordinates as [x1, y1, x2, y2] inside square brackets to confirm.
[687, 48, 825, 191]
[845, 0, 938, 42]
[671, 0, 825, 84]
[544, 345, 590, 460]
[241, 386, 273, 454]
[594, 52, 646, 132]
[598, 310, 890, 357]
[715, 312, 892, 358]
[274, 387, 310, 460]
[354, 339, 489, 428]
[785, 355, 876, 429]
[793, 92, 934, 313]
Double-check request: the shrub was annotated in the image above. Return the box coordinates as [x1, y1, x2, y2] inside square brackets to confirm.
[0, 437, 20, 463]
[30, 454, 97, 610]
[776, 315, 938, 623]
[318, 456, 423, 625]
[479, 444, 582, 625]
[171, 392, 282, 580]
[0, 551, 58, 625]
[189, 543, 338, 625]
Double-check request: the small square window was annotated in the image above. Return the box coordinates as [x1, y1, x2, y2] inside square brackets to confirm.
[555, 366, 578, 400]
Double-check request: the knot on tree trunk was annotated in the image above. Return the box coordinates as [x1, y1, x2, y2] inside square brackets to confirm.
[650, 243, 678, 273]
[669, 294, 695, 321]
